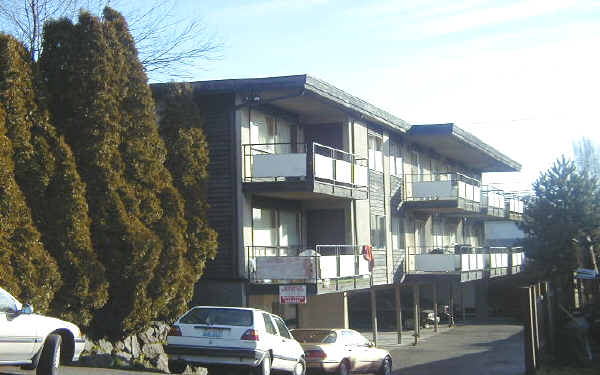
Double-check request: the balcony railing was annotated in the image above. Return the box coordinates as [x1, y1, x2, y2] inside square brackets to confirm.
[407, 245, 525, 278]
[242, 142, 368, 192]
[246, 245, 371, 285]
[404, 172, 481, 212]
[481, 186, 505, 218]
[505, 193, 524, 220]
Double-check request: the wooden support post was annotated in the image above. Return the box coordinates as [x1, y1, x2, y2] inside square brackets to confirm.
[522, 286, 536, 374]
[413, 284, 420, 343]
[532, 284, 540, 354]
[545, 281, 556, 355]
[449, 283, 455, 327]
[433, 282, 439, 333]
[370, 288, 378, 346]
[395, 284, 403, 344]
[460, 284, 466, 322]
[343, 292, 349, 329]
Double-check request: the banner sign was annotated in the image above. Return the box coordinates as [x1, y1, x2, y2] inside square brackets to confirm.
[279, 285, 307, 304]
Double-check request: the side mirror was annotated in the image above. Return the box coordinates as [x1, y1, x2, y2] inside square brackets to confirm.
[368, 341, 375, 348]
[21, 304, 34, 315]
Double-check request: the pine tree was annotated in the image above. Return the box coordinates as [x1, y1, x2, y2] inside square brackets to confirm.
[0, 41, 61, 310]
[152, 83, 218, 316]
[521, 157, 600, 276]
[0, 33, 108, 327]
[40, 8, 199, 339]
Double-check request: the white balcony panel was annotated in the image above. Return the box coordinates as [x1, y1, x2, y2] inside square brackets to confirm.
[415, 254, 460, 272]
[358, 256, 370, 275]
[412, 180, 454, 199]
[356, 165, 368, 186]
[255, 256, 316, 280]
[490, 254, 497, 268]
[339, 255, 355, 277]
[476, 254, 484, 269]
[314, 154, 334, 180]
[335, 159, 352, 184]
[469, 254, 477, 270]
[253, 153, 307, 178]
[474, 186, 481, 203]
[512, 252, 523, 266]
[408, 254, 416, 271]
[319, 255, 338, 279]
[461, 254, 470, 271]
[500, 254, 508, 267]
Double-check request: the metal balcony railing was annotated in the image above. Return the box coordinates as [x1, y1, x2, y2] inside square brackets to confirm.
[404, 172, 481, 211]
[242, 142, 368, 191]
[504, 193, 524, 220]
[246, 244, 371, 284]
[481, 185, 505, 217]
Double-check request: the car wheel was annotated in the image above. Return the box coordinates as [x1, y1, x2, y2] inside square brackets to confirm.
[168, 359, 187, 374]
[377, 356, 392, 375]
[255, 352, 271, 375]
[292, 358, 305, 375]
[337, 359, 350, 375]
[36, 334, 61, 375]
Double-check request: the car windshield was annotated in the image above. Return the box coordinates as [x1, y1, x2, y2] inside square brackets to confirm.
[291, 330, 337, 343]
[179, 308, 253, 326]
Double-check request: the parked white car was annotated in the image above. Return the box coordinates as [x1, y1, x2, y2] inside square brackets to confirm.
[165, 306, 305, 375]
[0, 287, 85, 375]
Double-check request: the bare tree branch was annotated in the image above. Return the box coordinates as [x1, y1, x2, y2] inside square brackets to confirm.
[0, 0, 221, 78]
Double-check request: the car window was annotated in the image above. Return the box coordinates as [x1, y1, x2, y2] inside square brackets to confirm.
[179, 308, 253, 326]
[0, 288, 17, 313]
[352, 331, 370, 346]
[291, 330, 337, 343]
[262, 313, 277, 335]
[341, 331, 355, 345]
[273, 316, 292, 339]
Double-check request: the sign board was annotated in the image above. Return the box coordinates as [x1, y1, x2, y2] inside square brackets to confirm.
[575, 268, 598, 279]
[279, 285, 307, 304]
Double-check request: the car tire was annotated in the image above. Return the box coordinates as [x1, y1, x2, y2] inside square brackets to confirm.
[292, 358, 305, 375]
[168, 359, 187, 374]
[337, 359, 350, 375]
[36, 334, 61, 375]
[254, 352, 271, 375]
[377, 356, 392, 375]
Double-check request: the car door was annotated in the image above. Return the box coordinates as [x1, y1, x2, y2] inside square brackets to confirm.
[272, 315, 300, 372]
[341, 330, 374, 373]
[0, 288, 36, 361]
[260, 313, 282, 368]
[349, 331, 381, 373]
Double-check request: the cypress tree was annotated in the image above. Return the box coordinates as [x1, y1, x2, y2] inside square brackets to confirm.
[41, 9, 196, 338]
[152, 83, 218, 316]
[0, 34, 108, 328]
[0, 44, 61, 310]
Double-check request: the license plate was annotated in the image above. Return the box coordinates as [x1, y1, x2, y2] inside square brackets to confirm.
[201, 328, 225, 338]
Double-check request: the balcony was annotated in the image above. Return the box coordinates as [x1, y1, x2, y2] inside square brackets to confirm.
[246, 245, 372, 294]
[481, 186, 505, 218]
[403, 173, 481, 214]
[242, 143, 368, 200]
[505, 194, 524, 221]
[407, 245, 525, 282]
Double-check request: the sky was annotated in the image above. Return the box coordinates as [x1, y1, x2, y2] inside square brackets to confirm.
[124, 0, 600, 192]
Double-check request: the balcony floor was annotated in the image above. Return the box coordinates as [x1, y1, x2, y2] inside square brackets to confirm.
[244, 180, 368, 200]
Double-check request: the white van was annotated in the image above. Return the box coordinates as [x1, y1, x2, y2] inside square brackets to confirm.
[165, 306, 305, 375]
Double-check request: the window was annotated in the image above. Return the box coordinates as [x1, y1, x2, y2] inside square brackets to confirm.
[263, 313, 277, 335]
[180, 308, 253, 326]
[252, 206, 302, 256]
[0, 288, 16, 313]
[391, 215, 404, 250]
[273, 316, 292, 339]
[370, 215, 386, 249]
[368, 134, 383, 172]
[390, 141, 403, 177]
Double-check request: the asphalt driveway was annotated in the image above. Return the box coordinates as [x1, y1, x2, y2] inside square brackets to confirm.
[390, 320, 525, 375]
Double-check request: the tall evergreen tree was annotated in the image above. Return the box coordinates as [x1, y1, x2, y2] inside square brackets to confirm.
[152, 83, 218, 315]
[0, 49, 61, 310]
[520, 157, 600, 282]
[0, 33, 108, 327]
[40, 8, 201, 338]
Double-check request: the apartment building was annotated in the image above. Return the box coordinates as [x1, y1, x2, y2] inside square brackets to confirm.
[152, 75, 525, 336]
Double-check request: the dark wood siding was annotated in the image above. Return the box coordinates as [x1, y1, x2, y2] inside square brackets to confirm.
[372, 248, 388, 286]
[390, 175, 403, 212]
[196, 93, 237, 279]
[368, 170, 385, 215]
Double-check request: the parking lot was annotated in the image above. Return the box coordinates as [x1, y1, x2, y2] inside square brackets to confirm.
[1, 321, 524, 375]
